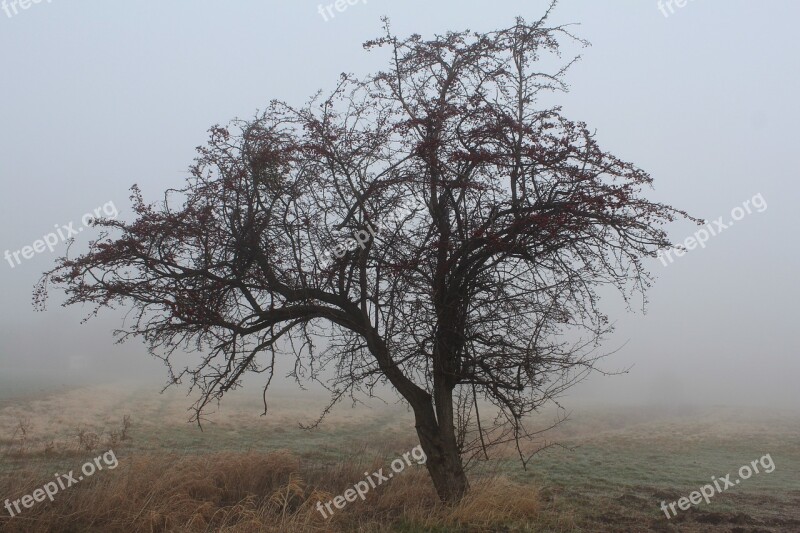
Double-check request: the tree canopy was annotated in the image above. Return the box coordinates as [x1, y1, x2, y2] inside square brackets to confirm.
[36, 6, 694, 501]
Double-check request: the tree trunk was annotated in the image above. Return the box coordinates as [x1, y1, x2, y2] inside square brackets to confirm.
[363, 333, 469, 501]
[411, 395, 469, 502]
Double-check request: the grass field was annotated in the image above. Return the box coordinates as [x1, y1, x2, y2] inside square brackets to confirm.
[0, 381, 798, 532]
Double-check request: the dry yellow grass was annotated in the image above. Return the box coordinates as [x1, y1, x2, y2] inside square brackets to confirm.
[0, 450, 540, 533]
[3, 386, 797, 532]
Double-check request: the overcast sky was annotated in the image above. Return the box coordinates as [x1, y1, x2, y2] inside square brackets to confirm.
[1, 0, 797, 409]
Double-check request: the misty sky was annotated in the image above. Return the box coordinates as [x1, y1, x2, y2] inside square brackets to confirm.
[1, 0, 797, 409]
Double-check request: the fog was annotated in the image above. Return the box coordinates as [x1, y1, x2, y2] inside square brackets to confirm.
[1, 0, 797, 410]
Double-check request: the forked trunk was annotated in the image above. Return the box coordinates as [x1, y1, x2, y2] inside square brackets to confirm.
[416, 424, 469, 501]
[412, 396, 469, 502]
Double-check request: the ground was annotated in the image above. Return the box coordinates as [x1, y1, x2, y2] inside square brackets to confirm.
[0, 379, 798, 532]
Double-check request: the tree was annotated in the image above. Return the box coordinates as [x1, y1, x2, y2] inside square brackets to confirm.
[35, 6, 694, 502]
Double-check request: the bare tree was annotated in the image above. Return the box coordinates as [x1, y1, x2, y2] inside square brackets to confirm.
[36, 6, 695, 502]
